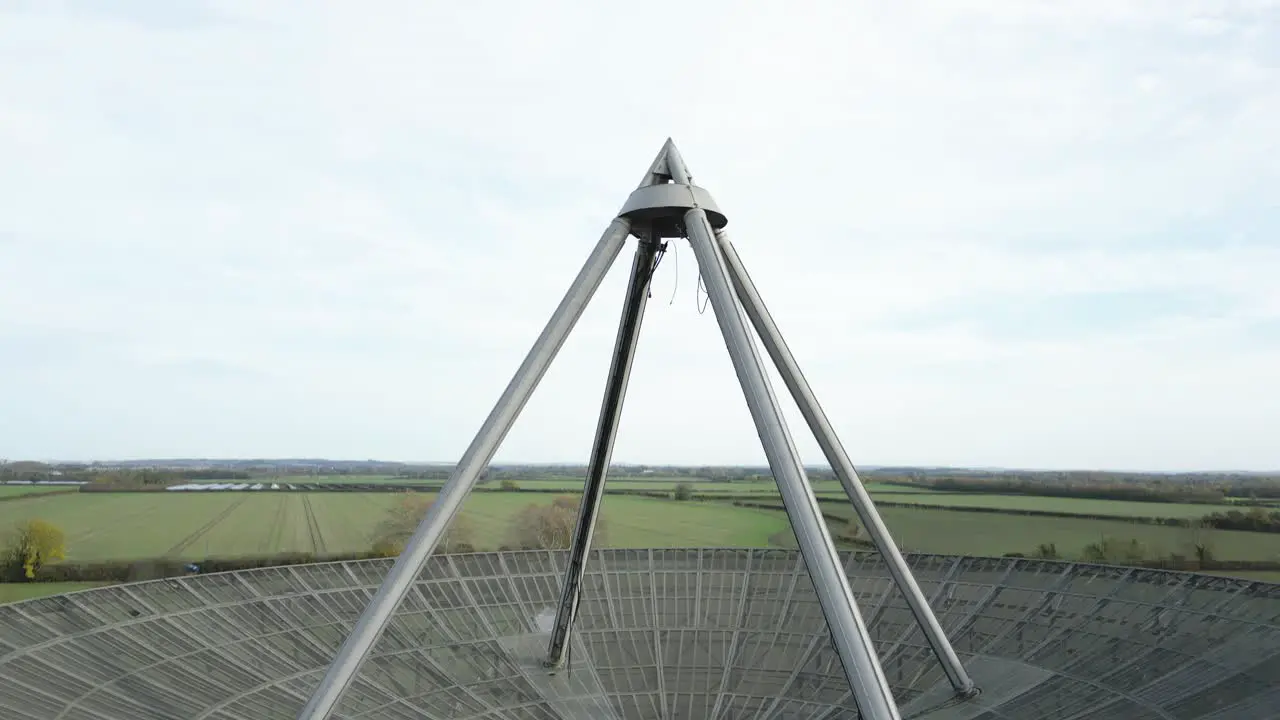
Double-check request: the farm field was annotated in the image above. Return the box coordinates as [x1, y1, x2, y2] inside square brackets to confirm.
[476, 478, 932, 496]
[171, 477, 939, 502]
[0, 485, 78, 499]
[2, 490, 1278, 576]
[0, 493, 396, 561]
[250, 474, 416, 485]
[817, 502, 1280, 562]
[0, 582, 108, 604]
[866, 494, 1231, 519]
[0, 492, 792, 562]
[256, 474, 778, 487]
[460, 493, 792, 548]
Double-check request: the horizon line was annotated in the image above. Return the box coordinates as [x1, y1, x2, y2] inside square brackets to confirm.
[5, 457, 1278, 475]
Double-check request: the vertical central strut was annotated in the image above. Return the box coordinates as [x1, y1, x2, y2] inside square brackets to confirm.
[546, 234, 662, 667]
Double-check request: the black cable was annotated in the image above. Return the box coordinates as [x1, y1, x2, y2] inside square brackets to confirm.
[638, 236, 667, 298]
[565, 237, 665, 680]
[565, 581, 586, 678]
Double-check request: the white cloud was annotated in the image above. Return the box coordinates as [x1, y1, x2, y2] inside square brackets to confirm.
[0, 0, 1276, 470]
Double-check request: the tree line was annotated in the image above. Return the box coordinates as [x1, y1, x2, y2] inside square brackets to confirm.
[6, 458, 1277, 499]
[1, 466, 250, 486]
[1198, 507, 1280, 533]
[882, 476, 1280, 504]
[1009, 529, 1221, 569]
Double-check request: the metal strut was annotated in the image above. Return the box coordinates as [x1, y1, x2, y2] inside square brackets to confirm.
[718, 231, 977, 698]
[294, 217, 631, 720]
[545, 234, 662, 668]
[296, 139, 974, 720]
[667, 145, 901, 720]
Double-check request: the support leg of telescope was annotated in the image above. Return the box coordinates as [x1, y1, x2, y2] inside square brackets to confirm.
[295, 218, 632, 720]
[715, 231, 979, 699]
[546, 235, 662, 668]
[679, 216, 901, 719]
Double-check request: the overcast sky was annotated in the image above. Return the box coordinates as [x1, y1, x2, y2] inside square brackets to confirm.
[1, 1, 1277, 471]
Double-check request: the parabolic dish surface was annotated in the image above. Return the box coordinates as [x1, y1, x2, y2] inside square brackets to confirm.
[0, 549, 1277, 719]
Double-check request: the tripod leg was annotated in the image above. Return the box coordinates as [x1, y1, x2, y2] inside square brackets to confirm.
[716, 232, 978, 698]
[546, 235, 662, 667]
[297, 218, 633, 720]
[680, 222, 901, 718]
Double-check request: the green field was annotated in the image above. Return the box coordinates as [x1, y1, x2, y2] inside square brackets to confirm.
[0, 493, 399, 561]
[479, 478, 934, 496]
[0, 492, 792, 562]
[867, 494, 1230, 519]
[0, 485, 78, 499]
[817, 502, 1280, 562]
[1, 489, 1277, 578]
[179, 477, 942, 502]
[0, 582, 108, 604]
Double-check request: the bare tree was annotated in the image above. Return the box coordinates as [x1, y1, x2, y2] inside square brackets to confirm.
[506, 496, 608, 550]
[1183, 520, 1215, 568]
[833, 518, 864, 546]
[1081, 536, 1148, 564]
[370, 492, 476, 556]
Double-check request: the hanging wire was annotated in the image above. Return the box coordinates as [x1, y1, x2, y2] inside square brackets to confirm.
[666, 236, 680, 306]
[651, 227, 708, 314]
[677, 225, 710, 315]
[695, 271, 710, 315]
